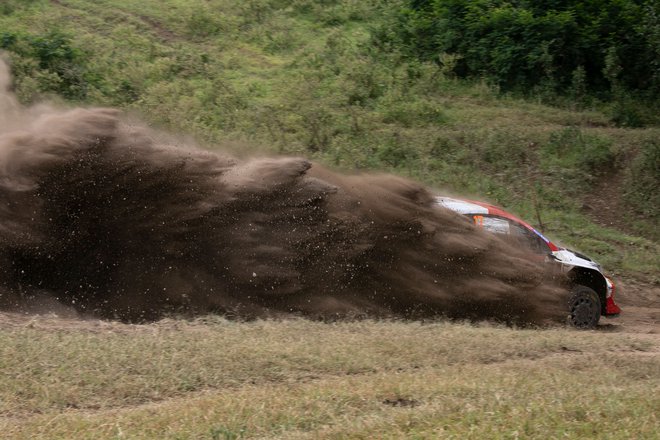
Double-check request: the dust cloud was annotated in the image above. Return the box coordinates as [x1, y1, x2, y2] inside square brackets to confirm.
[0, 59, 566, 324]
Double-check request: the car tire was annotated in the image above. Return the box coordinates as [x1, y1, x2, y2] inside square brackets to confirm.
[568, 285, 601, 329]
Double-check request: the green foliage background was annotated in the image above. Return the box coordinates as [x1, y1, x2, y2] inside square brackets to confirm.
[379, 0, 660, 123]
[0, 0, 657, 280]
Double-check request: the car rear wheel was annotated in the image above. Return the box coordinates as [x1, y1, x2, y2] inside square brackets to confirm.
[568, 285, 601, 329]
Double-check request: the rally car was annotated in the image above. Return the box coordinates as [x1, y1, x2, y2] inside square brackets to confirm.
[436, 197, 621, 328]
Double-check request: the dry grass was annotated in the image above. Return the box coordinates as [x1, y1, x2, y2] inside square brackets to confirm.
[0, 316, 657, 439]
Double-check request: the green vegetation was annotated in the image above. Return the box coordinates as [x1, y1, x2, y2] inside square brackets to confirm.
[0, 4, 658, 438]
[378, 0, 660, 124]
[1, 318, 658, 439]
[0, 29, 94, 99]
[0, 0, 657, 281]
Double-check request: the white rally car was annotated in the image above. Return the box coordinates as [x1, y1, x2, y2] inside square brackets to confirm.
[437, 197, 621, 328]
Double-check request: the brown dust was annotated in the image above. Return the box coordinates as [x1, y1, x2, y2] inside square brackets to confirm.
[0, 60, 565, 324]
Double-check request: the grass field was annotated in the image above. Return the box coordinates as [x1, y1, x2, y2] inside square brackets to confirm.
[0, 315, 658, 439]
[0, 2, 658, 438]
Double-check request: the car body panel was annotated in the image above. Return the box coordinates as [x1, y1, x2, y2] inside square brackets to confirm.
[551, 249, 602, 273]
[435, 196, 621, 317]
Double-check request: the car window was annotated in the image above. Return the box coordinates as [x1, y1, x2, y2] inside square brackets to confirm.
[471, 214, 549, 254]
[508, 222, 549, 254]
[473, 215, 510, 234]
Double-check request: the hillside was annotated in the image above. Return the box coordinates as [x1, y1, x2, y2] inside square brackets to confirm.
[0, 2, 659, 439]
[1, 0, 658, 282]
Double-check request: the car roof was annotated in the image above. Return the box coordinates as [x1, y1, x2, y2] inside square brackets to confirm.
[436, 197, 559, 251]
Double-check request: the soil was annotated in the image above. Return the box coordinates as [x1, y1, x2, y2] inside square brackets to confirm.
[578, 172, 658, 337]
[605, 278, 660, 335]
[1, 277, 657, 337]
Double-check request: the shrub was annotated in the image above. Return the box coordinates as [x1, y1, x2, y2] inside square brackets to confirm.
[376, 0, 660, 102]
[0, 30, 94, 100]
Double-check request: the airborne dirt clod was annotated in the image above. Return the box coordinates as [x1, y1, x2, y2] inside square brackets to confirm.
[0, 60, 566, 324]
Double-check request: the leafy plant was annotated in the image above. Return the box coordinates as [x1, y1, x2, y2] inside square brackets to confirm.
[0, 30, 94, 100]
[376, 0, 660, 104]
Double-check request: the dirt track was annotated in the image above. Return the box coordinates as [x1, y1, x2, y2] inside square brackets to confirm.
[0, 277, 657, 336]
[607, 279, 660, 335]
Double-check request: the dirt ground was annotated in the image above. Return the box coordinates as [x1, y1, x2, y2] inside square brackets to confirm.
[1, 278, 657, 336]
[608, 278, 660, 336]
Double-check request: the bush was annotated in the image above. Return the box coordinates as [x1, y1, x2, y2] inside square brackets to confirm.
[376, 0, 660, 102]
[0, 30, 94, 100]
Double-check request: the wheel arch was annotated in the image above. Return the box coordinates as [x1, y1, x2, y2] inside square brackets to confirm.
[567, 267, 607, 315]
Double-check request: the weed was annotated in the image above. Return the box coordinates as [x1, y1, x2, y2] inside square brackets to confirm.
[210, 426, 246, 440]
